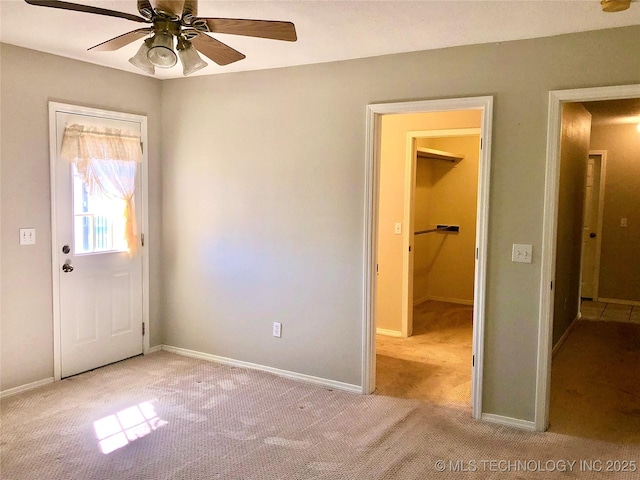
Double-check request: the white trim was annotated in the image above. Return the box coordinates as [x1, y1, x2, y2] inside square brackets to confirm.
[536, 84, 640, 433]
[589, 150, 607, 300]
[363, 96, 493, 420]
[0, 377, 54, 399]
[161, 345, 361, 394]
[415, 295, 474, 306]
[552, 313, 580, 357]
[48, 102, 150, 381]
[481, 413, 536, 431]
[376, 328, 403, 338]
[401, 134, 416, 337]
[598, 297, 640, 307]
[147, 345, 163, 353]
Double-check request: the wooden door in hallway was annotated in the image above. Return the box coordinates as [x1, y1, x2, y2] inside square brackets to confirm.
[580, 152, 605, 300]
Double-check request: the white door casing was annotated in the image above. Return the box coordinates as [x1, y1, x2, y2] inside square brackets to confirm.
[49, 102, 150, 380]
[363, 96, 493, 421]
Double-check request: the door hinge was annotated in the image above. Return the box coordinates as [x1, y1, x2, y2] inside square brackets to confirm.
[550, 281, 553, 290]
[142, 323, 145, 336]
[376, 263, 379, 273]
[472, 355, 475, 367]
[141, 233, 145, 247]
[480, 138, 483, 150]
[409, 245, 412, 252]
[476, 247, 479, 260]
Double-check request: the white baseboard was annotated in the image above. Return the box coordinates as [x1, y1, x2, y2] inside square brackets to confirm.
[415, 295, 474, 306]
[147, 345, 162, 354]
[598, 297, 640, 307]
[552, 312, 580, 357]
[481, 413, 536, 431]
[0, 377, 54, 399]
[160, 345, 362, 394]
[376, 328, 403, 337]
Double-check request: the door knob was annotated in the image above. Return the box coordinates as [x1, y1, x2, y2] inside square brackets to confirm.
[62, 262, 74, 273]
[589, 232, 596, 238]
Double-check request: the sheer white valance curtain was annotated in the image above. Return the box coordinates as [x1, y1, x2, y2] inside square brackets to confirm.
[60, 123, 142, 256]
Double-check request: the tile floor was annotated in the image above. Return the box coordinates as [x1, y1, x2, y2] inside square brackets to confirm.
[580, 299, 640, 324]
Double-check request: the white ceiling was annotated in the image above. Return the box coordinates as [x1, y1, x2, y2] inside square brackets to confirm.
[1, 0, 639, 80]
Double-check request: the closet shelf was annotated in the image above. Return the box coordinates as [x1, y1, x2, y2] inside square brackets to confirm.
[417, 147, 464, 163]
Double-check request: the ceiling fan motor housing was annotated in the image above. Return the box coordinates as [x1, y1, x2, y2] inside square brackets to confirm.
[601, 0, 631, 12]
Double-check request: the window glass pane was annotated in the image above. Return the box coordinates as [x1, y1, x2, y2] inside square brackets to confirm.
[74, 215, 92, 254]
[72, 165, 127, 255]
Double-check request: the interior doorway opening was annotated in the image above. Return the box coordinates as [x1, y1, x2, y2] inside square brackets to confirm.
[363, 97, 493, 420]
[376, 125, 480, 407]
[537, 85, 640, 439]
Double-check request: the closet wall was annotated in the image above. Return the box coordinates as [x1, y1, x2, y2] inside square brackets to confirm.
[413, 135, 480, 305]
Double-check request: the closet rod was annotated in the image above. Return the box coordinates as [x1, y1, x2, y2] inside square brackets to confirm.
[414, 225, 459, 236]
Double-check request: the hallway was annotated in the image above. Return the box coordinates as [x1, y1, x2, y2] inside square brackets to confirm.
[549, 305, 640, 444]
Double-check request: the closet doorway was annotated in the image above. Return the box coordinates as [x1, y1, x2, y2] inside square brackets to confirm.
[363, 97, 493, 420]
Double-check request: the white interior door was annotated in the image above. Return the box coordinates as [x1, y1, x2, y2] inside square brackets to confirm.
[580, 154, 602, 299]
[52, 107, 144, 378]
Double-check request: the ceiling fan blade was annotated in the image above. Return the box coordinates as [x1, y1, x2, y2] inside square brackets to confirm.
[155, 0, 185, 20]
[191, 32, 246, 66]
[24, 0, 149, 23]
[88, 28, 153, 51]
[201, 18, 297, 42]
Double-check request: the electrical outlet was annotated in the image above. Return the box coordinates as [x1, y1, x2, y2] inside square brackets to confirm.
[273, 322, 282, 338]
[394, 223, 402, 235]
[512, 244, 532, 263]
[621, 218, 628, 227]
[19, 228, 36, 245]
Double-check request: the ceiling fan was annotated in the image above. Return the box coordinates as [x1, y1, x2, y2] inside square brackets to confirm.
[24, 0, 297, 75]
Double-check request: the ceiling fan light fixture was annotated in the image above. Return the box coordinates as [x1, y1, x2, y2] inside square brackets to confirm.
[128, 38, 155, 74]
[177, 38, 208, 75]
[601, 0, 631, 12]
[147, 33, 177, 68]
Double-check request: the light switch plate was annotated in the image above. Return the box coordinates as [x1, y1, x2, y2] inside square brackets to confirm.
[621, 218, 628, 227]
[19, 228, 36, 245]
[512, 244, 532, 263]
[394, 223, 402, 235]
[273, 322, 282, 338]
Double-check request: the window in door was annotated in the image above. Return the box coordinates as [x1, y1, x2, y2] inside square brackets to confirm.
[72, 164, 127, 255]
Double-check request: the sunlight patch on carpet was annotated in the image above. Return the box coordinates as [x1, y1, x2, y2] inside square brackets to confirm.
[93, 400, 167, 454]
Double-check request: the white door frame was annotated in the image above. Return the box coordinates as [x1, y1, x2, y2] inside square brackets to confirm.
[583, 150, 607, 300]
[402, 128, 482, 338]
[362, 96, 493, 420]
[535, 84, 640, 432]
[49, 102, 150, 382]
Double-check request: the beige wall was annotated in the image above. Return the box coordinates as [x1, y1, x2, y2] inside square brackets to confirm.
[160, 26, 639, 422]
[377, 112, 481, 333]
[413, 136, 479, 305]
[1, 25, 639, 424]
[0, 44, 163, 391]
[553, 103, 591, 345]
[590, 123, 640, 302]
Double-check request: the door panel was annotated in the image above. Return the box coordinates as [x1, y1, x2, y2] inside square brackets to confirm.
[53, 109, 143, 378]
[580, 155, 601, 299]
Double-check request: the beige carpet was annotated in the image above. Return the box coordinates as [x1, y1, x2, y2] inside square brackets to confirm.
[550, 319, 640, 444]
[3, 351, 639, 479]
[376, 300, 472, 406]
